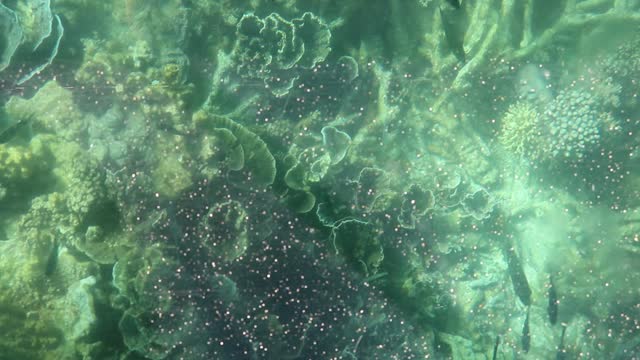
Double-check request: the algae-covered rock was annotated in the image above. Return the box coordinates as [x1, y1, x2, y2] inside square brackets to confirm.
[73, 225, 129, 265]
[199, 127, 244, 176]
[433, 168, 465, 209]
[152, 153, 193, 198]
[292, 12, 332, 68]
[0, 300, 64, 359]
[284, 146, 331, 189]
[0, 0, 62, 81]
[44, 140, 119, 232]
[194, 111, 276, 187]
[5, 80, 88, 140]
[17, 192, 74, 250]
[53, 276, 98, 341]
[332, 219, 385, 276]
[150, 133, 193, 199]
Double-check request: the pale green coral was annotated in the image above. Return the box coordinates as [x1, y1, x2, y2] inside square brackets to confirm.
[194, 111, 276, 187]
[198, 200, 249, 262]
[232, 11, 331, 96]
[282, 126, 351, 212]
[0, 138, 51, 191]
[498, 101, 542, 160]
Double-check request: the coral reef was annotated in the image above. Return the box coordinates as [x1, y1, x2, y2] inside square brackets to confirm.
[232, 12, 331, 96]
[1, 0, 639, 359]
[542, 89, 611, 161]
[500, 86, 619, 165]
[499, 101, 542, 159]
[0, 0, 63, 83]
[194, 111, 277, 187]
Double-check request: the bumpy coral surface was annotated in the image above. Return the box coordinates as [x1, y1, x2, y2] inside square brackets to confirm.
[499, 101, 542, 159]
[500, 88, 617, 164]
[542, 89, 609, 161]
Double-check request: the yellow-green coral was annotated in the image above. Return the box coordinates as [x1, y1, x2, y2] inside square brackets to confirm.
[498, 101, 542, 159]
[0, 137, 52, 188]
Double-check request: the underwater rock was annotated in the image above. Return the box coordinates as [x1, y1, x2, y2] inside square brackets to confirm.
[55, 276, 98, 340]
[516, 64, 553, 104]
[150, 134, 193, 199]
[6, 81, 88, 140]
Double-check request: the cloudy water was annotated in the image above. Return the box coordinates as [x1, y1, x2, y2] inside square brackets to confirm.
[0, 1, 639, 359]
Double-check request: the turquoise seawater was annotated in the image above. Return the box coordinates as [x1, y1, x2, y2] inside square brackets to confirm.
[1, 1, 639, 359]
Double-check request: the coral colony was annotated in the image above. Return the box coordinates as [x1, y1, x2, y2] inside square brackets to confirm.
[1, 1, 639, 359]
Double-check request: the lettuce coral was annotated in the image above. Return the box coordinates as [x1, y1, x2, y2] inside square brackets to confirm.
[232, 11, 331, 96]
[194, 111, 276, 187]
